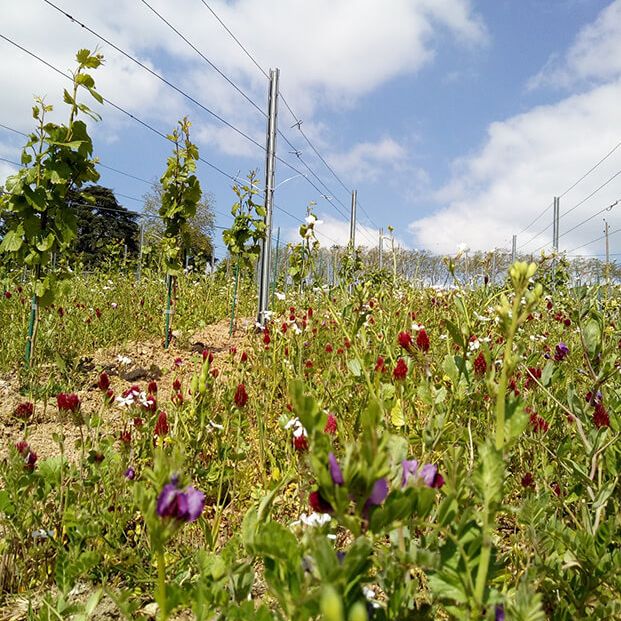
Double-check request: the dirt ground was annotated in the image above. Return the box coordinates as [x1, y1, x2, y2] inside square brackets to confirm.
[0, 317, 254, 463]
[0, 317, 255, 620]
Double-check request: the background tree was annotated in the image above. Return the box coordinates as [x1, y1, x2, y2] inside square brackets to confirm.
[67, 185, 139, 266]
[142, 182, 215, 265]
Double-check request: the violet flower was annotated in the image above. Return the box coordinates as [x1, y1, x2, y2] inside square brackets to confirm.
[328, 452, 344, 485]
[401, 459, 445, 489]
[367, 478, 389, 506]
[156, 480, 205, 522]
[554, 342, 569, 361]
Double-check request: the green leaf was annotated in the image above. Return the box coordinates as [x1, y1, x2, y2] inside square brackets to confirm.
[390, 399, 405, 428]
[541, 361, 554, 387]
[583, 318, 602, 359]
[347, 358, 362, 377]
[0, 227, 24, 252]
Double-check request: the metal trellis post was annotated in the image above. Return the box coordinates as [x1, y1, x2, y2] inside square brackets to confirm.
[257, 68, 279, 325]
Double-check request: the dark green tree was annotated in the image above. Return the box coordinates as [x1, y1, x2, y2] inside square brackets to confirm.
[67, 185, 139, 265]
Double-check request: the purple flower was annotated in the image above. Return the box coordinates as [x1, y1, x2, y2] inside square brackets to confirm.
[554, 342, 569, 361]
[402, 459, 444, 489]
[367, 478, 389, 506]
[495, 604, 505, 621]
[401, 459, 419, 487]
[124, 467, 135, 480]
[156, 480, 205, 523]
[328, 452, 344, 485]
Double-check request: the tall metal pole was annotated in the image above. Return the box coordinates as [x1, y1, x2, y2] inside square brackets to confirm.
[257, 68, 279, 325]
[604, 218, 610, 290]
[349, 190, 357, 249]
[511, 234, 516, 263]
[553, 196, 560, 252]
[378, 228, 383, 270]
[270, 226, 280, 306]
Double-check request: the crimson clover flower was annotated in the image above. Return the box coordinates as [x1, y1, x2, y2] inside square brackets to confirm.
[57, 392, 80, 413]
[473, 352, 487, 375]
[154, 411, 169, 437]
[375, 356, 386, 373]
[309, 490, 333, 514]
[324, 413, 337, 435]
[156, 479, 205, 523]
[416, 329, 430, 352]
[398, 331, 413, 351]
[202, 349, 214, 364]
[172, 378, 182, 392]
[98, 372, 110, 391]
[14, 401, 34, 421]
[148, 380, 158, 394]
[593, 402, 610, 428]
[554, 342, 569, 361]
[328, 453, 344, 485]
[393, 358, 408, 381]
[234, 383, 248, 408]
[528, 408, 549, 433]
[401, 460, 444, 489]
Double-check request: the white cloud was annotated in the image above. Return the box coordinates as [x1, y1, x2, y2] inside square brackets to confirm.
[408, 79, 621, 255]
[0, 0, 486, 164]
[409, 3, 621, 256]
[327, 138, 409, 184]
[528, 0, 621, 90]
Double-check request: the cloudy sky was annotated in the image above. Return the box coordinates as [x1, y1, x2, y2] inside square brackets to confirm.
[1, 0, 620, 258]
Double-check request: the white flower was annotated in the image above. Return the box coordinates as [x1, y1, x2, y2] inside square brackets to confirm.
[284, 417, 307, 438]
[305, 214, 317, 225]
[299, 512, 331, 527]
[111, 302, 118, 309]
[468, 339, 480, 351]
[456, 243, 470, 254]
[116, 354, 132, 365]
[473, 312, 491, 322]
[116, 394, 135, 408]
[411, 322, 425, 332]
[275, 291, 286, 301]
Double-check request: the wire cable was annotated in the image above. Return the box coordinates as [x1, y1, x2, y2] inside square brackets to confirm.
[195, 0, 381, 233]
[41, 0, 267, 152]
[138, 0, 267, 119]
[0, 33, 251, 188]
[530, 200, 619, 254]
[517, 140, 621, 236]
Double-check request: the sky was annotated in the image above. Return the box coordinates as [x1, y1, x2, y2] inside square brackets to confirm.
[1, 0, 620, 260]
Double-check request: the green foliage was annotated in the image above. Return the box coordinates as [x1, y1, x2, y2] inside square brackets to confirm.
[222, 170, 266, 271]
[0, 49, 103, 304]
[159, 117, 202, 277]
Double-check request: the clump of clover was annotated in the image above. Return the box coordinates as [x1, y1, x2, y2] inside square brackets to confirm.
[158, 117, 202, 348]
[222, 171, 266, 334]
[0, 49, 104, 367]
[288, 207, 322, 290]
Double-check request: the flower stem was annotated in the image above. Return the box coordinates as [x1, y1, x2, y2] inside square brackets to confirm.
[156, 550, 167, 621]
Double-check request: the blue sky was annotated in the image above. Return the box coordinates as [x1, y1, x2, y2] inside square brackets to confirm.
[1, 0, 620, 259]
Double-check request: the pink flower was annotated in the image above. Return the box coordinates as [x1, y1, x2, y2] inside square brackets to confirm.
[324, 413, 337, 435]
